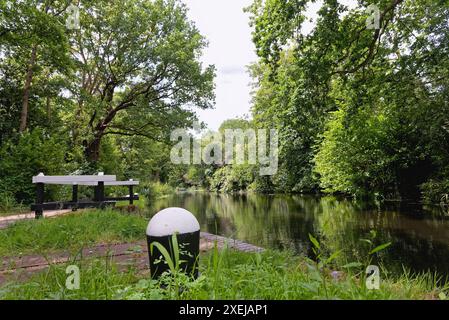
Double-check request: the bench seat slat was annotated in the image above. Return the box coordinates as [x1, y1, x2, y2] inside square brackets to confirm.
[32, 175, 116, 184]
[49, 181, 140, 186]
[103, 181, 139, 186]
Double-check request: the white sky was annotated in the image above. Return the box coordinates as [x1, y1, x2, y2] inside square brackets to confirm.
[181, 0, 257, 131]
[181, 0, 356, 130]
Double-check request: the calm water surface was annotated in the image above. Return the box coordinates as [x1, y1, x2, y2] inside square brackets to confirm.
[146, 192, 449, 278]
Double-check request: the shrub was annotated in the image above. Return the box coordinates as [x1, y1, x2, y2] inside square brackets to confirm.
[0, 129, 67, 204]
[209, 165, 255, 193]
[314, 106, 397, 197]
[420, 179, 449, 204]
[0, 190, 18, 212]
[140, 181, 174, 201]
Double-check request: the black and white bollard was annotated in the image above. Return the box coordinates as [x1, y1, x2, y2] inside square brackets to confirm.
[146, 207, 200, 279]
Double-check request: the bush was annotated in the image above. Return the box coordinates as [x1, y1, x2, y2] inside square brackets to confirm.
[420, 179, 449, 204]
[314, 106, 398, 197]
[0, 190, 18, 212]
[208, 165, 255, 193]
[248, 175, 274, 193]
[140, 181, 174, 201]
[0, 129, 67, 204]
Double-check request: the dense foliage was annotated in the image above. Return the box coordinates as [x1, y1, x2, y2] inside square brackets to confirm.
[1, 0, 448, 205]
[242, 0, 449, 201]
[175, 0, 449, 202]
[0, 0, 215, 204]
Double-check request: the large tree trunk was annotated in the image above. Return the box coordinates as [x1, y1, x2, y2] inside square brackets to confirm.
[19, 45, 38, 133]
[84, 104, 118, 162]
[85, 134, 102, 163]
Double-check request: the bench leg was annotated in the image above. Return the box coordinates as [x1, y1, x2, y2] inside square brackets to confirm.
[35, 183, 44, 219]
[94, 181, 105, 203]
[72, 184, 78, 211]
[129, 185, 134, 205]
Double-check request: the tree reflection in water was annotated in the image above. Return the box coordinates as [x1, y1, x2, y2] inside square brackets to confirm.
[146, 192, 449, 278]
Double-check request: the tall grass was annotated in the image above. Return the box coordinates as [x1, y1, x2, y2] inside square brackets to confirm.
[115, 234, 449, 300]
[0, 191, 28, 216]
[118, 247, 449, 300]
[141, 181, 175, 200]
[0, 210, 448, 300]
[2, 248, 447, 300]
[0, 256, 140, 300]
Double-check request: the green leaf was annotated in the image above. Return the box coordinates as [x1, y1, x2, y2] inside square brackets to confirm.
[369, 242, 392, 255]
[359, 238, 372, 245]
[325, 250, 342, 265]
[341, 262, 363, 269]
[300, 282, 319, 293]
[150, 241, 175, 273]
[171, 232, 180, 269]
[308, 233, 320, 250]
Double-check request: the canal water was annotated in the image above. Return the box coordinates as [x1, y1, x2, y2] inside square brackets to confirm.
[146, 192, 449, 279]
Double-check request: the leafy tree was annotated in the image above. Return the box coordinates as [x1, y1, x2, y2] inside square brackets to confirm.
[68, 0, 215, 162]
[0, 0, 73, 133]
[248, 0, 449, 199]
[0, 0, 216, 203]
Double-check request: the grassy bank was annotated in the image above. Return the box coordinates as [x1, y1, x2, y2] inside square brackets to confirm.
[0, 208, 28, 217]
[0, 204, 29, 217]
[0, 209, 447, 300]
[1, 248, 447, 300]
[116, 182, 175, 209]
[0, 209, 147, 257]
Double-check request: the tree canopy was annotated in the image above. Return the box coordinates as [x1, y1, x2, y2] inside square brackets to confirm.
[0, 0, 215, 204]
[244, 0, 449, 200]
[1, 0, 448, 205]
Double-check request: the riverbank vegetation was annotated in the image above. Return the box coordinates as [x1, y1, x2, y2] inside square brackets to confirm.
[1, 246, 447, 300]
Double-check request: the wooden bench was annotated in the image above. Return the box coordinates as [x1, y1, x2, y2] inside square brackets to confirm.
[31, 173, 139, 218]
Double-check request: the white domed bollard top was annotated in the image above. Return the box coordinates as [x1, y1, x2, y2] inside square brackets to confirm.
[146, 207, 200, 279]
[146, 207, 200, 237]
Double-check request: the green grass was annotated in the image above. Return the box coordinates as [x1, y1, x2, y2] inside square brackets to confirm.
[0, 206, 29, 217]
[0, 257, 141, 300]
[116, 248, 448, 300]
[0, 209, 147, 257]
[115, 181, 174, 209]
[0, 209, 447, 300]
[1, 248, 447, 300]
[116, 198, 146, 210]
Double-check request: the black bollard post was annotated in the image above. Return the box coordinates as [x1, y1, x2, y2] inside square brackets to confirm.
[146, 208, 200, 280]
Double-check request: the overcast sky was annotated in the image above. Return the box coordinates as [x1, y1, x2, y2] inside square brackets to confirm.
[181, 0, 356, 130]
[180, 0, 256, 130]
